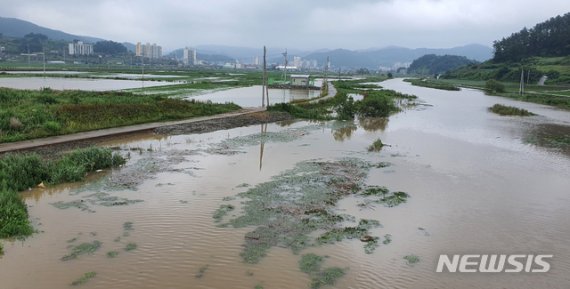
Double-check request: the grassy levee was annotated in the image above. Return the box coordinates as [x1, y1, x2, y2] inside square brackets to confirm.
[404, 78, 460, 91]
[0, 147, 125, 239]
[419, 78, 570, 110]
[0, 88, 241, 143]
[439, 56, 570, 109]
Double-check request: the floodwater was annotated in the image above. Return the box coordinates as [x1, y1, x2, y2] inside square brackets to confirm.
[186, 85, 321, 107]
[0, 77, 179, 91]
[1, 79, 570, 289]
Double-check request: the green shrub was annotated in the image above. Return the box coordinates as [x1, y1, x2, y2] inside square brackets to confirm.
[485, 79, 506, 93]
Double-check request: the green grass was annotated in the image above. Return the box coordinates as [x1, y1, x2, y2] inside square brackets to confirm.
[489, 104, 536, 116]
[71, 272, 97, 286]
[404, 78, 460, 91]
[106, 251, 119, 258]
[0, 87, 241, 143]
[0, 147, 125, 239]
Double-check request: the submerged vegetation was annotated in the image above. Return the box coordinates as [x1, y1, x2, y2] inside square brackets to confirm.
[299, 254, 346, 289]
[62, 241, 102, 261]
[0, 147, 124, 239]
[214, 157, 411, 288]
[0, 87, 240, 143]
[70, 272, 97, 286]
[489, 104, 536, 116]
[403, 255, 420, 266]
[404, 78, 460, 91]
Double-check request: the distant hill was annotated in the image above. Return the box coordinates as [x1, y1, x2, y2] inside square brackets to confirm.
[0, 16, 104, 43]
[304, 44, 492, 69]
[408, 54, 477, 75]
[493, 12, 570, 62]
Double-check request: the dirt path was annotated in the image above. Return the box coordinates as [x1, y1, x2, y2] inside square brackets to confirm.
[0, 108, 270, 154]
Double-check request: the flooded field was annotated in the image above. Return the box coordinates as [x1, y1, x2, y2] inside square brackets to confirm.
[1, 79, 569, 288]
[186, 85, 321, 107]
[0, 77, 179, 91]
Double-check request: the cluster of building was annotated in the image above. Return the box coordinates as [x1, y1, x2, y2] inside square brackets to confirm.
[182, 47, 197, 65]
[68, 41, 93, 56]
[136, 42, 162, 59]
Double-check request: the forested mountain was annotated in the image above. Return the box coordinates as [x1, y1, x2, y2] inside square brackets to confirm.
[493, 12, 570, 62]
[0, 16, 103, 43]
[408, 54, 476, 75]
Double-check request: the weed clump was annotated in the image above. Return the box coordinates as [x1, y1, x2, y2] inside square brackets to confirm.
[213, 204, 235, 222]
[310, 267, 346, 289]
[195, 265, 209, 278]
[70, 272, 97, 286]
[359, 187, 410, 208]
[367, 139, 385, 152]
[299, 254, 324, 273]
[299, 254, 346, 289]
[489, 104, 536, 116]
[107, 251, 119, 258]
[124, 242, 137, 251]
[404, 255, 420, 266]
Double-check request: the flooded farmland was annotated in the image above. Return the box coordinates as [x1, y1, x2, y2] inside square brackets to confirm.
[0, 77, 179, 91]
[1, 79, 569, 289]
[186, 85, 321, 107]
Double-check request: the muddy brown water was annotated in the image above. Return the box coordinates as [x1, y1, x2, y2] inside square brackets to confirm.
[186, 85, 321, 107]
[1, 79, 569, 289]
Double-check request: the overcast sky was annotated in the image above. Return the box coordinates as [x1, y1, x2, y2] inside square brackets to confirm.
[1, 0, 568, 51]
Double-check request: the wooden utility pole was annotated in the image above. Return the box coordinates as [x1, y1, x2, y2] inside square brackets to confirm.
[262, 46, 267, 107]
[519, 68, 525, 95]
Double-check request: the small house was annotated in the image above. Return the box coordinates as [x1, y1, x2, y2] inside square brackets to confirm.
[290, 74, 310, 86]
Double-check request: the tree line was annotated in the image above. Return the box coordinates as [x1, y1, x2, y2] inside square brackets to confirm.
[493, 12, 570, 62]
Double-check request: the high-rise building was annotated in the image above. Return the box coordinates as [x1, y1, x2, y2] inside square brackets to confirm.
[136, 42, 162, 59]
[293, 56, 302, 68]
[183, 47, 197, 65]
[68, 41, 93, 56]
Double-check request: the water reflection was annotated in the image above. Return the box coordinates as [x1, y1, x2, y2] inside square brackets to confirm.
[259, 123, 268, 170]
[331, 121, 358, 141]
[359, 117, 389, 132]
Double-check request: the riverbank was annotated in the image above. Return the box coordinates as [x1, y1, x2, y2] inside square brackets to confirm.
[435, 78, 570, 110]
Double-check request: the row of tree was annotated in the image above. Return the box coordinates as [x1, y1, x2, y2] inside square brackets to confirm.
[0, 33, 127, 56]
[493, 13, 570, 62]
